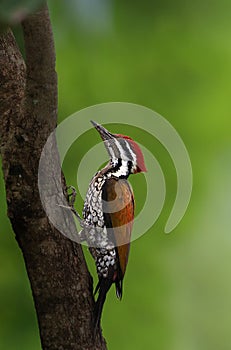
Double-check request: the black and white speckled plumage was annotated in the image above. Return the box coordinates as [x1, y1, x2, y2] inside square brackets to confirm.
[83, 168, 118, 278]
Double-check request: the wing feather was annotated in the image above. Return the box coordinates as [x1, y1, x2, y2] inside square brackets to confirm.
[102, 178, 134, 278]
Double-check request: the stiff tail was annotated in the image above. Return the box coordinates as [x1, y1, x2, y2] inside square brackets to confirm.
[94, 277, 113, 334]
[115, 278, 123, 299]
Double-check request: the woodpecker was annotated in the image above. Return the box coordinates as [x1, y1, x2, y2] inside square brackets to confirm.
[79, 121, 147, 331]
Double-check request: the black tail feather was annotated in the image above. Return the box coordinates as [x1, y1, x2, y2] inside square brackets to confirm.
[115, 278, 123, 299]
[93, 277, 113, 335]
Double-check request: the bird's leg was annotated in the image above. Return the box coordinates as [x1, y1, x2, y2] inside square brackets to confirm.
[65, 185, 84, 225]
[67, 185, 77, 207]
[59, 185, 87, 242]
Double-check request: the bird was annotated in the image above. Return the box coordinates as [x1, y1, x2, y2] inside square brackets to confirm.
[77, 121, 147, 332]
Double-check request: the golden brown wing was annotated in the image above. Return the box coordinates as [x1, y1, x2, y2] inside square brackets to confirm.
[102, 178, 134, 278]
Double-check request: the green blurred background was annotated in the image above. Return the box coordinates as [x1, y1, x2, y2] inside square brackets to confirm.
[1, 0, 231, 349]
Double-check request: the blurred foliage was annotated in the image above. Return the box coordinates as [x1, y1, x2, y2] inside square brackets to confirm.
[0, 0, 231, 349]
[0, 0, 45, 29]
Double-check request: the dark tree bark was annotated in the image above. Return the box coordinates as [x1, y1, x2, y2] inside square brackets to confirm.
[0, 4, 107, 350]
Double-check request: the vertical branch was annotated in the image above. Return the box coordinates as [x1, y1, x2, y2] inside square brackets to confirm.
[0, 29, 26, 166]
[0, 4, 107, 350]
[22, 4, 57, 131]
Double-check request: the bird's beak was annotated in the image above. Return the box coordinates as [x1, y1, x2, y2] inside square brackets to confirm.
[91, 120, 114, 141]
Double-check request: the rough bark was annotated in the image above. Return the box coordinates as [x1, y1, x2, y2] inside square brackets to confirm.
[0, 4, 107, 350]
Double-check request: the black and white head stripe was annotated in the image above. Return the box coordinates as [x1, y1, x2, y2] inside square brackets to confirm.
[102, 137, 137, 178]
[91, 121, 146, 174]
[105, 138, 137, 166]
[91, 121, 136, 164]
[104, 139, 121, 161]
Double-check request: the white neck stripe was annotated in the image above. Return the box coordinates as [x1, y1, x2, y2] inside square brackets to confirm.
[111, 160, 130, 178]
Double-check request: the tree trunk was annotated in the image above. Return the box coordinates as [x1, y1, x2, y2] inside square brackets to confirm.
[0, 4, 107, 350]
